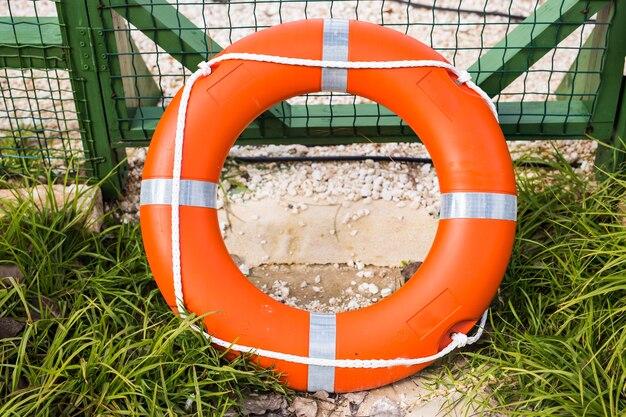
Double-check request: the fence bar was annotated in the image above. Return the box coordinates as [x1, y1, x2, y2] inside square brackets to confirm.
[592, 2, 626, 170]
[56, 0, 127, 197]
[471, 0, 609, 97]
[0, 17, 67, 70]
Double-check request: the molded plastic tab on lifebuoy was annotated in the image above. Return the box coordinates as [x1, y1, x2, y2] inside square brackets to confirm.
[140, 18, 516, 393]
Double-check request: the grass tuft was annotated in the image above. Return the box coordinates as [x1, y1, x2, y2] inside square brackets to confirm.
[451, 156, 626, 416]
[0, 174, 286, 416]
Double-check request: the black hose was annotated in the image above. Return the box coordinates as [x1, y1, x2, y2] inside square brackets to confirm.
[388, 0, 527, 21]
[230, 155, 581, 169]
[231, 155, 432, 164]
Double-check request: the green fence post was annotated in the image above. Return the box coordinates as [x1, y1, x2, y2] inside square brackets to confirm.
[55, 0, 127, 198]
[592, 1, 626, 171]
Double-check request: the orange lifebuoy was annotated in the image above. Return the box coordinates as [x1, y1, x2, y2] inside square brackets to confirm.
[140, 19, 516, 392]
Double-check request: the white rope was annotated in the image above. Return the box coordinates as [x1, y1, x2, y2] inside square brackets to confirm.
[186, 309, 488, 368]
[196, 52, 498, 121]
[171, 52, 497, 368]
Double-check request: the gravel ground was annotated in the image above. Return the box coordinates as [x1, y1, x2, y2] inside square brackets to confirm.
[118, 136, 595, 224]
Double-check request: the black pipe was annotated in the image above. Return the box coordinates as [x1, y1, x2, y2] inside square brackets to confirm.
[230, 155, 581, 169]
[388, 0, 527, 21]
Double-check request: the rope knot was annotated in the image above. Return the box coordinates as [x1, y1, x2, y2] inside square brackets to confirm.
[456, 70, 472, 85]
[198, 61, 213, 76]
[451, 332, 469, 348]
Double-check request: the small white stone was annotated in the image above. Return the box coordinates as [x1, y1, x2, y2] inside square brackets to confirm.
[350, 230, 358, 237]
[312, 170, 323, 180]
[312, 286, 321, 293]
[238, 264, 250, 276]
[381, 288, 393, 297]
[329, 229, 335, 235]
[278, 286, 290, 299]
[358, 282, 370, 293]
[351, 280, 357, 286]
[261, 255, 269, 262]
[260, 240, 267, 245]
[368, 283, 379, 295]
[300, 281, 308, 288]
[298, 220, 306, 227]
[314, 275, 321, 284]
[355, 261, 365, 270]
[347, 300, 359, 310]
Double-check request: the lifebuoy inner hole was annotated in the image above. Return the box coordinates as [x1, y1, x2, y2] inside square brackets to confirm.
[217, 95, 440, 315]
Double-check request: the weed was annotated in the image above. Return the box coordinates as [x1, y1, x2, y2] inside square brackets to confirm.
[0, 128, 46, 175]
[444, 156, 626, 416]
[0, 174, 286, 416]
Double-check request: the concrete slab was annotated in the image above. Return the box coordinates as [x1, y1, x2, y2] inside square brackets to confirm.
[220, 198, 438, 268]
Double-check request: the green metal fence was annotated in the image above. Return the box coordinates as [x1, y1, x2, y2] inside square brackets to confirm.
[1, 0, 625, 197]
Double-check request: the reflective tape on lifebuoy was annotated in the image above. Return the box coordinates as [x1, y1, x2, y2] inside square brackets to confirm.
[140, 18, 516, 393]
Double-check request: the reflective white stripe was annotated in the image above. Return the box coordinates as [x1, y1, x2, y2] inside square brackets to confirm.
[307, 313, 336, 392]
[440, 192, 517, 221]
[140, 178, 218, 208]
[321, 19, 349, 92]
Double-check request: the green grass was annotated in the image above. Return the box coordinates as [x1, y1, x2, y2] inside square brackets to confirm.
[0, 130, 45, 175]
[448, 156, 626, 416]
[2, 156, 626, 416]
[0, 175, 286, 416]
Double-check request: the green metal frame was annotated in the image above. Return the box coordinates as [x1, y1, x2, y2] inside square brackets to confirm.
[1, 0, 625, 195]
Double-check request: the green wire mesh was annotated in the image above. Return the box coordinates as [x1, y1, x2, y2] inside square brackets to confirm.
[0, 1, 93, 178]
[0, 0, 617, 179]
[105, 0, 610, 143]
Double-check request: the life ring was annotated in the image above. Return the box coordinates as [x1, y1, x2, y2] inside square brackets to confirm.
[140, 18, 516, 393]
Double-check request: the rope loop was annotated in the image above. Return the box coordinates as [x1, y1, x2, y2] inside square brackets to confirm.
[197, 61, 213, 76]
[455, 69, 472, 84]
[451, 332, 469, 348]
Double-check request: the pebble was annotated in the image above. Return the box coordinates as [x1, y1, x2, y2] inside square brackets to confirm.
[381, 288, 392, 297]
[314, 275, 321, 284]
[238, 264, 250, 276]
